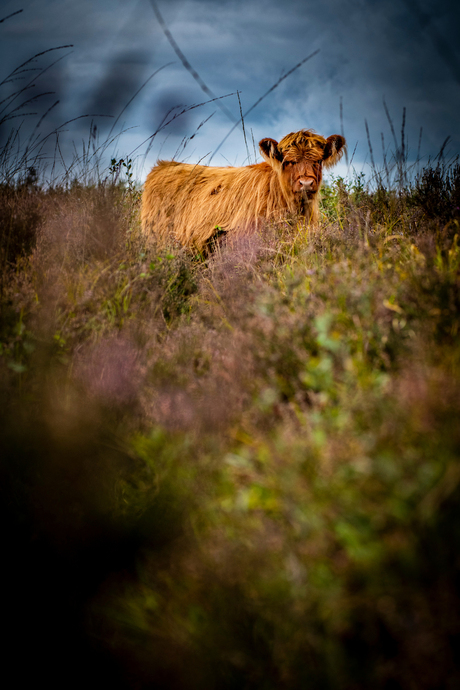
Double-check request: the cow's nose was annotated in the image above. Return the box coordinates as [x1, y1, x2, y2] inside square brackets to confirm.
[300, 178, 317, 192]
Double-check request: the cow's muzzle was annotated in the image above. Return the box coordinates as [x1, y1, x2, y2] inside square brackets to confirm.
[299, 177, 319, 193]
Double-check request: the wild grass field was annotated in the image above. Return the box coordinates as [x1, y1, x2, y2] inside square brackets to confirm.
[1, 143, 460, 689]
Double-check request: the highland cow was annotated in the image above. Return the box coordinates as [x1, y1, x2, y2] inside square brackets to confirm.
[141, 129, 346, 250]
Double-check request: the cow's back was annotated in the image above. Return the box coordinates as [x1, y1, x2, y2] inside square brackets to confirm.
[141, 160, 285, 250]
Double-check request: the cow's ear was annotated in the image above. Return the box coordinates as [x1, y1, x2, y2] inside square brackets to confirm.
[259, 138, 283, 164]
[323, 135, 346, 168]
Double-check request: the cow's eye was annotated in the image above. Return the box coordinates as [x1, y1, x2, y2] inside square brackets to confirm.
[283, 160, 294, 167]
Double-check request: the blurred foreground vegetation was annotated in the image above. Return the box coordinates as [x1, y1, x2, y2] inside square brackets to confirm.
[1, 160, 460, 689]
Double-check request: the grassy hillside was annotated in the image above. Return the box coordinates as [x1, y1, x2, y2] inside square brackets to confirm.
[1, 160, 460, 689]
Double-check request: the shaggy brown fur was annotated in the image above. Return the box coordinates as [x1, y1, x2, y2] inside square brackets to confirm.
[141, 129, 346, 250]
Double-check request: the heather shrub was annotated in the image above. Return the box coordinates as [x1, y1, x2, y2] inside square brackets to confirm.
[0, 173, 43, 265]
[414, 160, 460, 223]
[1, 155, 460, 690]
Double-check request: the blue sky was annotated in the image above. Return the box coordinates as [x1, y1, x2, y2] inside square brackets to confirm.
[1, 0, 459, 182]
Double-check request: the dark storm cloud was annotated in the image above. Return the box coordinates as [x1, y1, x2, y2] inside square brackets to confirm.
[1, 0, 459, 177]
[147, 87, 197, 135]
[401, 0, 460, 85]
[84, 51, 152, 118]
